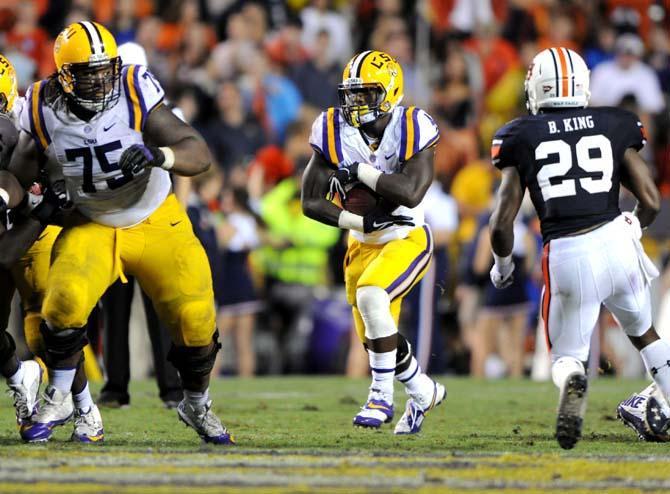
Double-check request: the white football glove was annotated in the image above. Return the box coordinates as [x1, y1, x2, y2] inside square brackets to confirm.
[622, 211, 642, 240]
[490, 254, 515, 289]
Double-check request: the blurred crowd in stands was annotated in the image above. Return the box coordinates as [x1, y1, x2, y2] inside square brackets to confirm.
[2, 0, 670, 385]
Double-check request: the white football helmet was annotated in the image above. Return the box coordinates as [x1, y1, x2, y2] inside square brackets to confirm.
[525, 47, 590, 115]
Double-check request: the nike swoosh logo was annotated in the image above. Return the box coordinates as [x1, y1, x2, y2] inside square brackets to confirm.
[384, 153, 395, 160]
[372, 221, 389, 228]
[366, 403, 391, 411]
[103, 123, 116, 132]
[170, 221, 182, 227]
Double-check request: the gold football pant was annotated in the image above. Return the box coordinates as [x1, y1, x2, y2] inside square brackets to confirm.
[344, 226, 434, 342]
[42, 194, 216, 347]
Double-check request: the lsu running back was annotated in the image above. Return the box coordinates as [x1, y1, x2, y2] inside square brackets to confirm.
[488, 47, 668, 449]
[11, 22, 233, 445]
[303, 50, 445, 435]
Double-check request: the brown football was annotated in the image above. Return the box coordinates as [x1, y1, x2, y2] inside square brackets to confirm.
[342, 183, 380, 216]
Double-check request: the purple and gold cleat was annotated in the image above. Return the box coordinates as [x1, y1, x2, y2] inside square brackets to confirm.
[20, 385, 74, 443]
[72, 405, 105, 443]
[353, 389, 394, 428]
[177, 400, 235, 445]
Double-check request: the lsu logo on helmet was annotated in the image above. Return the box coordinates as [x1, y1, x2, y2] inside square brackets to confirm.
[0, 54, 18, 114]
[525, 47, 590, 115]
[339, 50, 404, 127]
[54, 21, 122, 112]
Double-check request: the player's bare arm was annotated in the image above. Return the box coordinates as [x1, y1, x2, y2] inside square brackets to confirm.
[621, 148, 661, 229]
[0, 170, 25, 208]
[303, 150, 414, 233]
[302, 151, 346, 227]
[488, 166, 524, 289]
[490, 167, 524, 257]
[119, 103, 213, 177]
[6, 132, 41, 190]
[0, 214, 42, 269]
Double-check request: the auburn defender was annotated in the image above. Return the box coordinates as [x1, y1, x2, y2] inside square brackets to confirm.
[302, 50, 445, 434]
[9, 22, 233, 444]
[488, 47, 668, 449]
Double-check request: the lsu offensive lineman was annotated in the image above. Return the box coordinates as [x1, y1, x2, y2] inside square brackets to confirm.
[302, 51, 446, 434]
[9, 22, 233, 444]
[488, 47, 669, 448]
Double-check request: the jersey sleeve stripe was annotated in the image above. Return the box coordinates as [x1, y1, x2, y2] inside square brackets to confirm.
[399, 108, 408, 161]
[422, 132, 440, 151]
[333, 108, 343, 162]
[326, 107, 340, 164]
[320, 110, 331, 162]
[29, 82, 49, 151]
[122, 67, 135, 130]
[411, 107, 420, 156]
[403, 107, 416, 162]
[132, 65, 148, 126]
[125, 66, 143, 132]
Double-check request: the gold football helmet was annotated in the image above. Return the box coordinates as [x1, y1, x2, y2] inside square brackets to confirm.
[53, 21, 122, 112]
[0, 54, 18, 114]
[339, 50, 404, 127]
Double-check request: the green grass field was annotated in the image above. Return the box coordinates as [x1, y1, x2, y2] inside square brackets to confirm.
[1, 377, 669, 493]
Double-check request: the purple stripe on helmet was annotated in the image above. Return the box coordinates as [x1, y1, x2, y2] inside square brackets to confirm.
[385, 226, 433, 299]
[399, 109, 407, 161]
[321, 111, 331, 162]
[412, 107, 420, 155]
[133, 66, 148, 128]
[123, 67, 135, 130]
[333, 108, 343, 162]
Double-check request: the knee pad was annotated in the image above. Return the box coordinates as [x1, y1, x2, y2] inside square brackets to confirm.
[356, 286, 396, 340]
[168, 330, 221, 379]
[395, 333, 413, 374]
[43, 285, 89, 329]
[0, 331, 17, 365]
[551, 356, 585, 389]
[39, 320, 88, 364]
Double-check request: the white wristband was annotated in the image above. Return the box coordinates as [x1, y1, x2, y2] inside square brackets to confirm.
[338, 210, 364, 231]
[159, 147, 175, 170]
[357, 163, 382, 191]
[0, 187, 9, 206]
[493, 252, 513, 268]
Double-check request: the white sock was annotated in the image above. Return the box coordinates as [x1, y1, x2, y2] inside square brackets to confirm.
[640, 339, 670, 400]
[48, 368, 76, 394]
[7, 361, 24, 387]
[396, 356, 433, 395]
[551, 356, 585, 389]
[369, 350, 396, 397]
[184, 388, 210, 408]
[73, 383, 94, 412]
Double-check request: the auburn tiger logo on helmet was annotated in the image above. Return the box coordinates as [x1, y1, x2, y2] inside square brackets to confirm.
[0, 53, 18, 114]
[54, 21, 122, 112]
[525, 47, 590, 115]
[339, 50, 404, 128]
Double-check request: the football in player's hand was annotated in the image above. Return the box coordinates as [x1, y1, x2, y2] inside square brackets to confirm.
[342, 183, 381, 216]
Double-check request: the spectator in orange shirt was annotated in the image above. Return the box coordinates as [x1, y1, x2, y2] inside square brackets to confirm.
[464, 23, 520, 92]
[157, 0, 216, 53]
[5, 2, 53, 78]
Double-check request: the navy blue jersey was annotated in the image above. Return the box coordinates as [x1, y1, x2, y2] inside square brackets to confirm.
[492, 107, 646, 243]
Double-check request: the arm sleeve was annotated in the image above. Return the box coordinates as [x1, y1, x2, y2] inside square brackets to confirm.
[491, 119, 521, 170]
[615, 109, 647, 152]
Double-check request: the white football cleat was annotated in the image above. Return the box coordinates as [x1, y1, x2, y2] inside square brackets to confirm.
[72, 405, 104, 443]
[20, 385, 74, 443]
[7, 360, 42, 426]
[177, 400, 235, 445]
[394, 381, 446, 435]
[618, 384, 670, 442]
[353, 387, 395, 428]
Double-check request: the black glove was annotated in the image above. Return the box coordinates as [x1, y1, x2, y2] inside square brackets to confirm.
[363, 211, 414, 233]
[327, 162, 359, 201]
[31, 180, 72, 224]
[118, 144, 165, 176]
